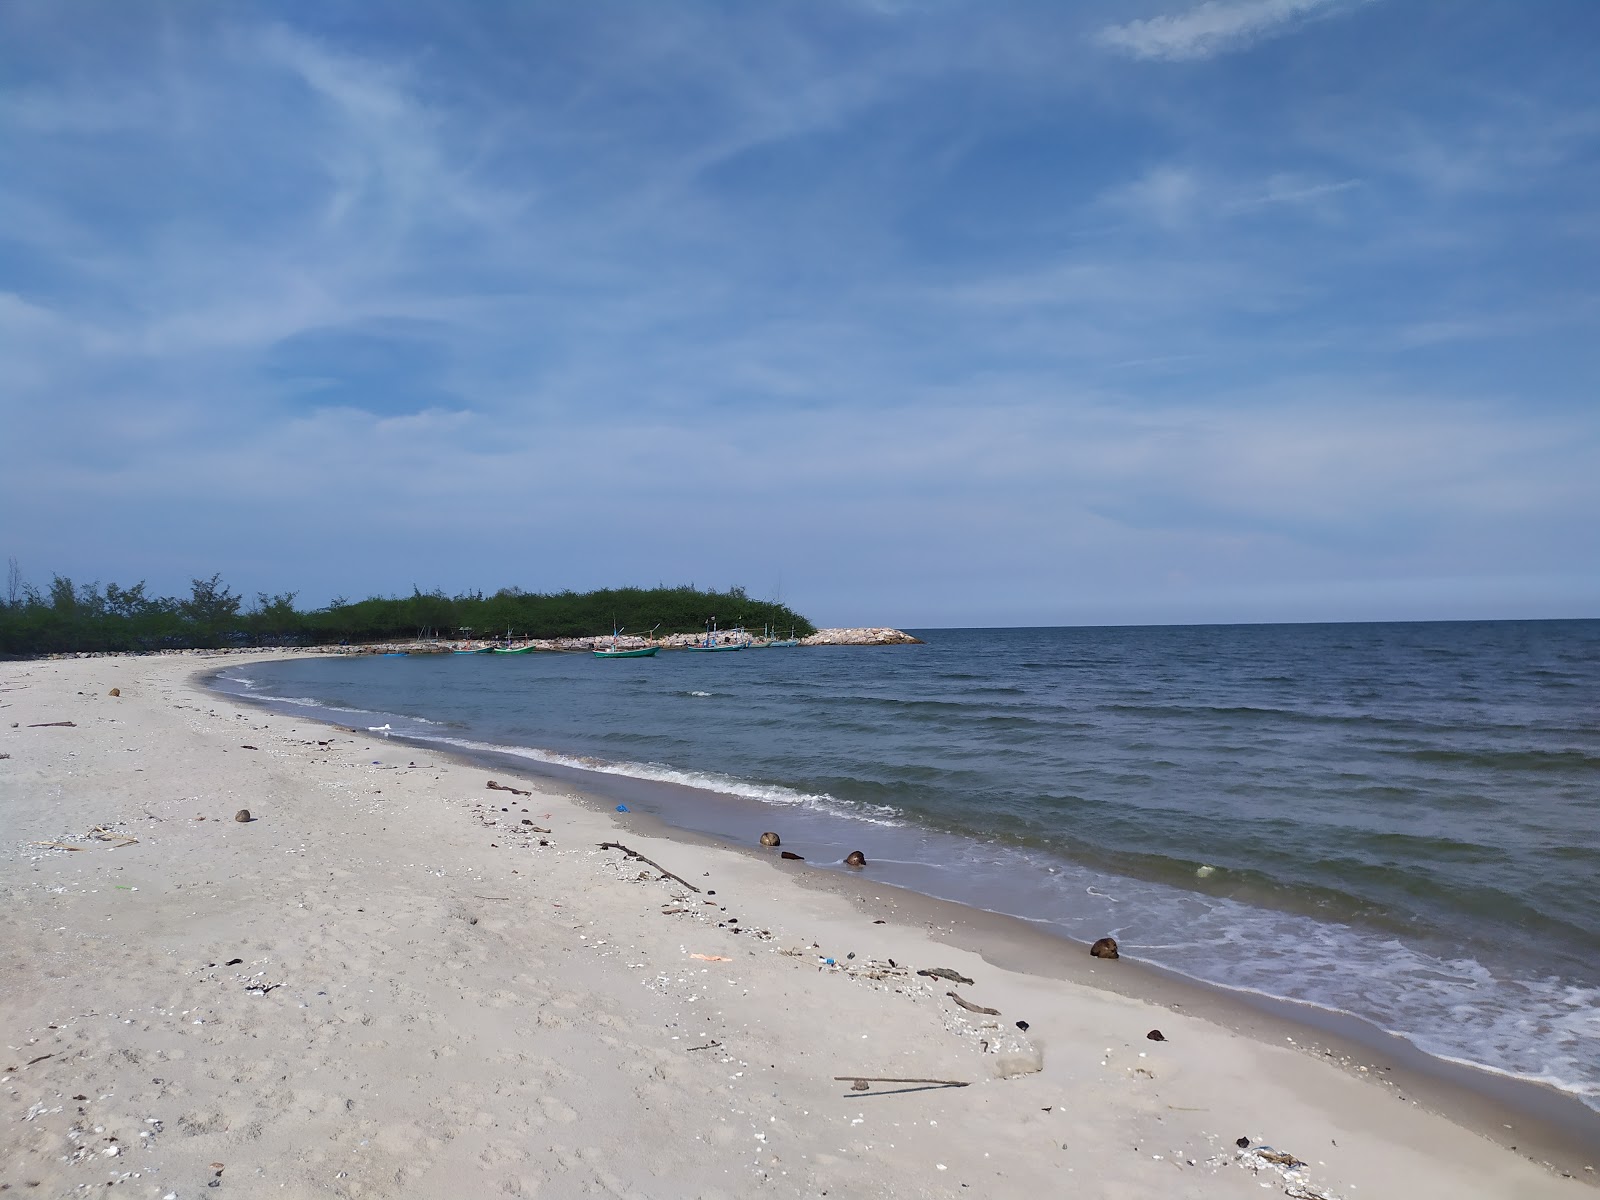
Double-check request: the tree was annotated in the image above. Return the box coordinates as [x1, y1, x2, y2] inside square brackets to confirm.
[181, 574, 242, 646]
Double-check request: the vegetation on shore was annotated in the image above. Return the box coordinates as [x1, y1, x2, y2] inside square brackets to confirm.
[0, 560, 815, 656]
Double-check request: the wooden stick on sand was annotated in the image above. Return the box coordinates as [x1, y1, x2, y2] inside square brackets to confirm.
[598, 842, 702, 893]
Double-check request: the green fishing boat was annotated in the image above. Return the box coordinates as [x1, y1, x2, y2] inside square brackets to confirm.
[593, 624, 660, 658]
[490, 643, 537, 655]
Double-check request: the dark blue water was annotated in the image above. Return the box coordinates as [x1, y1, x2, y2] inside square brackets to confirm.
[214, 621, 1600, 1109]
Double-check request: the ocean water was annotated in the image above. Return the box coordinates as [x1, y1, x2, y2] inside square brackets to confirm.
[212, 621, 1600, 1111]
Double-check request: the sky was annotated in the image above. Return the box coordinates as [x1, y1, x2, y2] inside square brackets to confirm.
[3, 0, 1597, 629]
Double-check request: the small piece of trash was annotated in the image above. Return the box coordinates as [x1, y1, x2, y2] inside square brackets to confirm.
[689, 954, 731, 962]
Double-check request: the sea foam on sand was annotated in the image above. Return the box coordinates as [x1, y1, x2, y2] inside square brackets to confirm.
[0, 652, 1592, 1197]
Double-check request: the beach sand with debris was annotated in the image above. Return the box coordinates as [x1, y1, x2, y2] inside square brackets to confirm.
[0, 652, 1591, 1198]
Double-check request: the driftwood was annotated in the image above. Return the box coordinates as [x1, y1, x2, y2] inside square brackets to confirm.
[918, 967, 974, 986]
[598, 841, 701, 893]
[834, 1076, 969, 1091]
[30, 841, 84, 851]
[27, 721, 76, 728]
[946, 991, 1000, 1016]
[487, 780, 532, 796]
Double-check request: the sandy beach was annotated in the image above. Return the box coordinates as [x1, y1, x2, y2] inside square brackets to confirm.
[2, 652, 1593, 1198]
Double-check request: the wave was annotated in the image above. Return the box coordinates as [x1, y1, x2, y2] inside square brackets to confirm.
[412, 733, 908, 828]
[1399, 747, 1600, 773]
[906, 848, 1600, 1113]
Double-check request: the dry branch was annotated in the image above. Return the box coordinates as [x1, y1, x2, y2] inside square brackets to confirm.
[598, 841, 701, 893]
[946, 991, 1000, 1016]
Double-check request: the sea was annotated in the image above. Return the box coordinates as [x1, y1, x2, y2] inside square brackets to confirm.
[210, 620, 1600, 1114]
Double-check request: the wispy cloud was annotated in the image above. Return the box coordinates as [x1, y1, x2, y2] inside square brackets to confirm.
[1095, 0, 1364, 62]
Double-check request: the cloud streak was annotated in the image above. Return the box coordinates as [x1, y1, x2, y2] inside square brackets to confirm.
[1095, 0, 1363, 62]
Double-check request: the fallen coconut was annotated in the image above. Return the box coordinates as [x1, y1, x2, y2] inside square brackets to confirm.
[844, 850, 867, 868]
[1090, 937, 1119, 959]
[759, 831, 781, 847]
[234, 809, 253, 823]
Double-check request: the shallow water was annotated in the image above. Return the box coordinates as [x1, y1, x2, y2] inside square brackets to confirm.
[215, 620, 1600, 1110]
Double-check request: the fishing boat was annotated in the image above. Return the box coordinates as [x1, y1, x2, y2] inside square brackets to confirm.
[594, 624, 660, 658]
[768, 625, 801, 648]
[490, 643, 538, 655]
[686, 619, 748, 652]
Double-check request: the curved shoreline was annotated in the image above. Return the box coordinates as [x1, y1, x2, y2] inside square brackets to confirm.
[2, 649, 1593, 1195]
[201, 651, 1600, 1176]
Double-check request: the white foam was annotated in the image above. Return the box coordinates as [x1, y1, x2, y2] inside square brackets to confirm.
[416, 734, 907, 828]
[925, 842, 1600, 1112]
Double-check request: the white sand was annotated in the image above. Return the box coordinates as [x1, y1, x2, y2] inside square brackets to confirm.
[0, 653, 1589, 1198]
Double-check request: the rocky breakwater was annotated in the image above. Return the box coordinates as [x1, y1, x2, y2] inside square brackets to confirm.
[803, 627, 924, 646]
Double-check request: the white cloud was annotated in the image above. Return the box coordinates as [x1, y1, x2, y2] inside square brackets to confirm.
[1095, 0, 1362, 62]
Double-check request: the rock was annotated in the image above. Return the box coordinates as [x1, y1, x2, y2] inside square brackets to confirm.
[1090, 937, 1119, 959]
[1147, 1029, 1166, 1041]
[843, 850, 867, 867]
[805, 628, 925, 646]
[109, 688, 121, 697]
[759, 831, 781, 847]
[234, 809, 253, 823]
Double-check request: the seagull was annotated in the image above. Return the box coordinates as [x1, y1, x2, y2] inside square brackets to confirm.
[368, 724, 392, 736]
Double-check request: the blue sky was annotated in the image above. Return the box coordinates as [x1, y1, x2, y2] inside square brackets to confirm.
[3, 0, 1597, 628]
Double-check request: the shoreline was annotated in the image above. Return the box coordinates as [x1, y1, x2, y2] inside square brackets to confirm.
[204, 654, 1600, 1168]
[204, 654, 1600, 1162]
[2, 650, 1594, 1196]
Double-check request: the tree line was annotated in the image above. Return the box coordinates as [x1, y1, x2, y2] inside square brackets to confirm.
[0, 561, 815, 656]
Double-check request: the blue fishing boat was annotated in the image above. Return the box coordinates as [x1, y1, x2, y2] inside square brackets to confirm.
[686, 619, 748, 652]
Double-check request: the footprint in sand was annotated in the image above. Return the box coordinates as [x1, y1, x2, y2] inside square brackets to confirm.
[538, 1095, 579, 1124]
